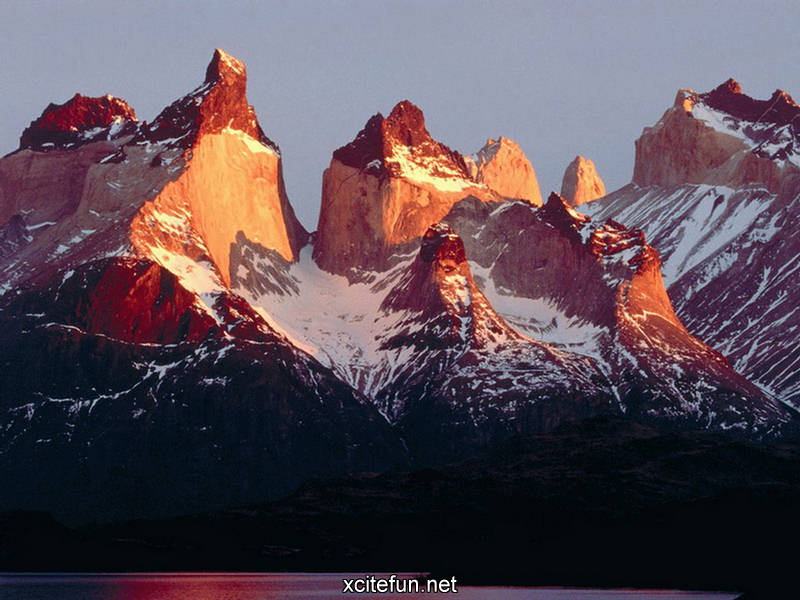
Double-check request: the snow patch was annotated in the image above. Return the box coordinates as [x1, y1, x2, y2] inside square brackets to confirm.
[385, 144, 476, 193]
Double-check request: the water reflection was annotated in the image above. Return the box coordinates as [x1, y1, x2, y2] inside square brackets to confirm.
[0, 573, 740, 600]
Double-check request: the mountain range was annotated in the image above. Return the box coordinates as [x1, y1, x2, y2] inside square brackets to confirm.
[1, 49, 798, 524]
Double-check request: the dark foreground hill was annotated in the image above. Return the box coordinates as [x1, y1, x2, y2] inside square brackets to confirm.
[2, 417, 799, 599]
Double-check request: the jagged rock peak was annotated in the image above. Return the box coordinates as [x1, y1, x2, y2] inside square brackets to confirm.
[19, 93, 138, 151]
[673, 78, 800, 124]
[138, 48, 278, 153]
[315, 100, 504, 276]
[331, 99, 469, 178]
[330, 99, 432, 171]
[588, 219, 654, 267]
[331, 112, 385, 171]
[560, 155, 606, 207]
[467, 137, 542, 205]
[205, 48, 247, 84]
[713, 77, 743, 95]
[539, 192, 592, 245]
[420, 222, 467, 264]
[698, 78, 800, 126]
[536, 193, 657, 273]
[381, 221, 514, 348]
[381, 221, 471, 315]
[383, 100, 429, 147]
[542, 192, 590, 223]
[770, 88, 798, 104]
[634, 78, 800, 190]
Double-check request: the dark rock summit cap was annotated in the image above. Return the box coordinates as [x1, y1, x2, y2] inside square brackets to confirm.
[20, 93, 137, 150]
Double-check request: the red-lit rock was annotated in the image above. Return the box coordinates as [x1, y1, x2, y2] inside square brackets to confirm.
[140, 48, 278, 152]
[19, 93, 137, 150]
[57, 258, 215, 344]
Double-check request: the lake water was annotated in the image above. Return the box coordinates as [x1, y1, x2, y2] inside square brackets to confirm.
[0, 573, 740, 600]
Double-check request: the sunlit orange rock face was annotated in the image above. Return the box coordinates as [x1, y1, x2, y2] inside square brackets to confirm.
[466, 137, 542, 205]
[633, 92, 748, 188]
[129, 124, 301, 287]
[560, 155, 605, 206]
[633, 79, 800, 192]
[0, 49, 306, 300]
[313, 101, 504, 276]
[588, 219, 697, 350]
[129, 49, 306, 286]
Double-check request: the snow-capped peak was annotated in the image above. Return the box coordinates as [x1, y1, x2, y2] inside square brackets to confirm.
[686, 80, 800, 167]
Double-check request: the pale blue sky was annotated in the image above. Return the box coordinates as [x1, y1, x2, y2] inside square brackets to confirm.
[2, 0, 799, 228]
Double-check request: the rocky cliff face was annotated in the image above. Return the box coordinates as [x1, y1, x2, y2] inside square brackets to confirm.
[586, 80, 800, 409]
[2, 62, 798, 525]
[313, 108, 548, 278]
[0, 48, 306, 296]
[0, 50, 402, 525]
[466, 137, 542, 205]
[372, 222, 615, 464]
[313, 101, 516, 276]
[128, 48, 307, 287]
[633, 79, 800, 192]
[136, 49, 277, 152]
[441, 193, 790, 434]
[560, 155, 606, 206]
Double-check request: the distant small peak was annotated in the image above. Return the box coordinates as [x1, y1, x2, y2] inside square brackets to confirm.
[716, 78, 742, 95]
[19, 93, 137, 151]
[475, 136, 524, 159]
[205, 48, 247, 84]
[560, 155, 606, 207]
[468, 136, 540, 205]
[771, 88, 799, 107]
